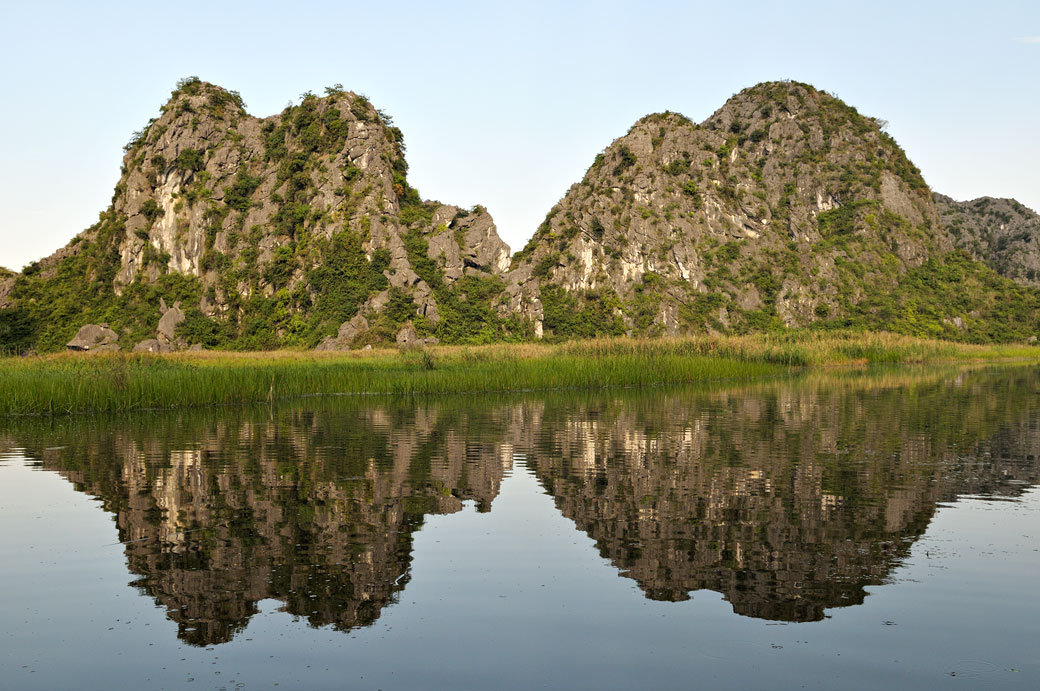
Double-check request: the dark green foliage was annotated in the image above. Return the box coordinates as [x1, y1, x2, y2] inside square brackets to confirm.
[833, 251, 1040, 342]
[123, 123, 153, 153]
[140, 199, 163, 224]
[734, 307, 786, 334]
[613, 146, 637, 176]
[174, 148, 205, 173]
[590, 218, 605, 241]
[682, 180, 702, 208]
[541, 285, 626, 341]
[350, 95, 372, 122]
[264, 245, 296, 290]
[205, 86, 245, 116]
[262, 120, 289, 161]
[399, 201, 434, 227]
[272, 202, 311, 239]
[8, 213, 211, 351]
[174, 76, 202, 95]
[751, 268, 781, 304]
[628, 273, 664, 336]
[678, 292, 725, 332]
[714, 242, 741, 265]
[532, 253, 559, 279]
[0, 306, 37, 354]
[342, 165, 361, 183]
[664, 153, 690, 176]
[305, 231, 390, 340]
[176, 307, 236, 347]
[224, 171, 261, 212]
[7, 214, 125, 351]
[817, 200, 877, 238]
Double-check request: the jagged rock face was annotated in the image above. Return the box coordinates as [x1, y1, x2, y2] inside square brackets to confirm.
[935, 194, 1040, 286]
[3, 78, 520, 351]
[507, 82, 949, 337]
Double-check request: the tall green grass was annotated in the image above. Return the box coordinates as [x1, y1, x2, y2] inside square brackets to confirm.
[0, 332, 1035, 416]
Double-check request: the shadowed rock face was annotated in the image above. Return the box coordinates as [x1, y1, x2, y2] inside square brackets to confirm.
[4, 368, 1038, 642]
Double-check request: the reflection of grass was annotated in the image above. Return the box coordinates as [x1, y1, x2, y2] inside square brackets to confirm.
[0, 332, 1036, 416]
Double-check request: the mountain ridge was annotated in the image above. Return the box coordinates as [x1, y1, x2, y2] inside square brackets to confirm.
[2, 78, 1039, 353]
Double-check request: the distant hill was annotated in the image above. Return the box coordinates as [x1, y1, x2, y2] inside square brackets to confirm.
[935, 194, 1040, 286]
[2, 78, 1039, 353]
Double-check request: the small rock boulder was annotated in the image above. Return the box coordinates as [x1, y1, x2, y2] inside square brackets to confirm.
[316, 313, 369, 351]
[396, 322, 421, 348]
[67, 324, 119, 352]
[133, 339, 161, 353]
[157, 299, 185, 346]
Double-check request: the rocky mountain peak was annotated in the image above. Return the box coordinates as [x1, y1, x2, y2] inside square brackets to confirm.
[505, 81, 952, 338]
[2, 77, 521, 352]
[3, 79, 1040, 353]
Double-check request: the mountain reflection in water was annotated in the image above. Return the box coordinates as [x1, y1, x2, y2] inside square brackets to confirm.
[5, 367, 1038, 645]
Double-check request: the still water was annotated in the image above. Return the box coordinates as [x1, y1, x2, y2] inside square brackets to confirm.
[1, 366, 1038, 689]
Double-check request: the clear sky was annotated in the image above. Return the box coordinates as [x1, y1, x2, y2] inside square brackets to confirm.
[0, 0, 1037, 271]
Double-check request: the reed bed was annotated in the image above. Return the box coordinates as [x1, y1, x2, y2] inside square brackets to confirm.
[0, 332, 1036, 416]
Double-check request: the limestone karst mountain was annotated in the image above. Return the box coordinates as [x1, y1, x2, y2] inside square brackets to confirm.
[507, 81, 1040, 341]
[2, 78, 1040, 353]
[0, 77, 518, 352]
[935, 193, 1040, 286]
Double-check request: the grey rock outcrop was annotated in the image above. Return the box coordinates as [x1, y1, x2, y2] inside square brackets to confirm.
[316, 313, 369, 351]
[395, 322, 420, 347]
[157, 299, 185, 349]
[67, 324, 119, 352]
[133, 339, 162, 353]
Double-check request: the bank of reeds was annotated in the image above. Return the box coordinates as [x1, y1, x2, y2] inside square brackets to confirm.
[0, 332, 1035, 416]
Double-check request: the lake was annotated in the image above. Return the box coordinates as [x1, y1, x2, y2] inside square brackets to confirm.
[1, 366, 1038, 689]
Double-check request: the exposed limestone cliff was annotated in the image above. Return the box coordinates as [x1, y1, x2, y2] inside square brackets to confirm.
[2, 78, 518, 352]
[2, 78, 1040, 353]
[507, 82, 950, 336]
[506, 82, 1040, 342]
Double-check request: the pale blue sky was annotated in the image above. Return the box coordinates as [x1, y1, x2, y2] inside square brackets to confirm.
[1, 0, 1037, 270]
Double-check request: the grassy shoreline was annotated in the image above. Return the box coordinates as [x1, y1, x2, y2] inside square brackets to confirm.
[1, 332, 1037, 416]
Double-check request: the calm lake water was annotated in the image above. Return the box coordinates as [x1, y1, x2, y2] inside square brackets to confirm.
[1, 366, 1039, 689]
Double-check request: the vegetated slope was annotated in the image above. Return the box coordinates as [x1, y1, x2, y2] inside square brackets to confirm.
[3, 79, 1040, 355]
[935, 194, 1040, 286]
[0, 78, 522, 353]
[506, 81, 1040, 342]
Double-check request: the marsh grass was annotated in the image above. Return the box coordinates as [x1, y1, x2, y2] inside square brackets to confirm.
[0, 332, 1036, 416]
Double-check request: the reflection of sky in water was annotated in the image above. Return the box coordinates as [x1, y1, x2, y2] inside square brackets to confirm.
[1, 368, 1039, 689]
